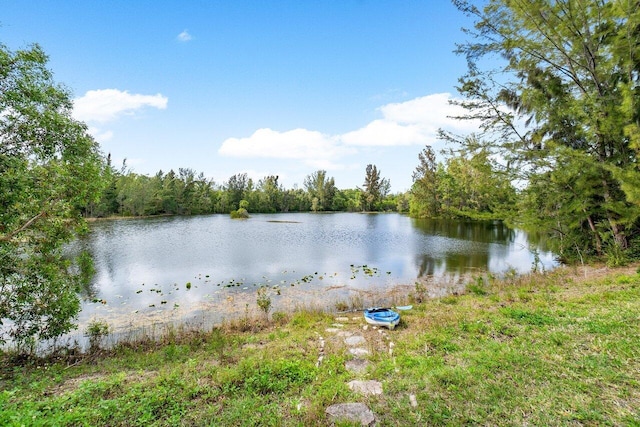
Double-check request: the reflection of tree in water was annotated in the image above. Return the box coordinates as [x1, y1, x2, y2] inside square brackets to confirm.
[416, 255, 445, 277]
[522, 229, 554, 253]
[412, 219, 518, 278]
[411, 218, 516, 244]
[78, 275, 99, 300]
[83, 221, 125, 300]
[66, 242, 100, 301]
[416, 251, 491, 277]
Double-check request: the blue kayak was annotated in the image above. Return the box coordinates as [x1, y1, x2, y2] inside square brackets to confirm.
[363, 307, 400, 329]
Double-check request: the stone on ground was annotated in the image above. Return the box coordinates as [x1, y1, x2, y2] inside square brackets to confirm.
[347, 380, 383, 396]
[349, 348, 370, 356]
[325, 402, 375, 426]
[345, 358, 369, 374]
[409, 393, 418, 408]
[345, 335, 366, 346]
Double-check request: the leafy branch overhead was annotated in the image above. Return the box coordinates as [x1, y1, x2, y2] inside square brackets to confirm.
[0, 43, 106, 347]
[441, 0, 640, 261]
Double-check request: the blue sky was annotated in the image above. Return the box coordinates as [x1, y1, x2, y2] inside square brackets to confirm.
[1, 1, 478, 191]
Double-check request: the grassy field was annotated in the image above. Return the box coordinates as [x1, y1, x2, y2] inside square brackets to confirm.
[2, 265, 640, 426]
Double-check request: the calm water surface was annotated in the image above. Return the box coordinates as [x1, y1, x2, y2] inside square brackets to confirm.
[72, 213, 556, 335]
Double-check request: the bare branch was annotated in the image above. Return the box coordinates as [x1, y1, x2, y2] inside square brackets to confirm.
[0, 211, 47, 243]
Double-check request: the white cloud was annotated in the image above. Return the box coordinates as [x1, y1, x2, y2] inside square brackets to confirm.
[219, 128, 356, 170]
[218, 93, 479, 167]
[379, 93, 455, 125]
[340, 93, 478, 147]
[340, 119, 427, 146]
[177, 30, 192, 42]
[382, 93, 481, 134]
[73, 89, 168, 123]
[87, 127, 113, 143]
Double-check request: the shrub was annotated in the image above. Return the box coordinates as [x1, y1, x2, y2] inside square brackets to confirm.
[257, 286, 272, 317]
[230, 208, 249, 219]
[86, 319, 110, 352]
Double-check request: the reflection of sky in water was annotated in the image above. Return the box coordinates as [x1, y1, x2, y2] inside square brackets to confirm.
[72, 213, 558, 330]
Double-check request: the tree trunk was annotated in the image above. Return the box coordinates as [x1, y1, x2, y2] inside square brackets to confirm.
[602, 179, 628, 250]
[584, 213, 602, 255]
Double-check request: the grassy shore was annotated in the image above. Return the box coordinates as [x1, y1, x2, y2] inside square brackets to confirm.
[2, 265, 640, 426]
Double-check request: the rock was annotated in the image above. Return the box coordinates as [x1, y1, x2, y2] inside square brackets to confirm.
[325, 403, 375, 426]
[325, 328, 342, 334]
[345, 358, 369, 374]
[335, 316, 350, 322]
[409, 394, 418, 408]
[345, 335, 366, 346]
[348, 380, 383, 396]
[349, 348, 370, 356]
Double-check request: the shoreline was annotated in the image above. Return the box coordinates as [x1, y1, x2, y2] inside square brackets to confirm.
[19, 263, 613, 355]
[3, 262, 639, 425]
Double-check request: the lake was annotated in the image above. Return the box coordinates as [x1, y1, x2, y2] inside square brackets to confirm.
[68, 212, 557, 342]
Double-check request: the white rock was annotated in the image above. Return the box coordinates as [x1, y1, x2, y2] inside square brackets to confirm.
[348, 380, 383, 396]
[345, 358, 369, 374]
[345, 335, 366, 346]
[409, 394, 418, 408]
[349, 348, 370, 356]
[326, 403, 375, 426]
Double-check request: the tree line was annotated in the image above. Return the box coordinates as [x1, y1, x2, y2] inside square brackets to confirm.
[86, 158, 408, 218]
[88, 143, 514, 224]
[409, 142, 516, 221]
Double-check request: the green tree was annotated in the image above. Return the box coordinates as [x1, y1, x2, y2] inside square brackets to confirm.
[410, 146, 440, 218]
[395, 192, 410, 213]
[282, 186, 310, 212]
[86, 153, 119, 217]
[449, 0, 640, 259]
[334, 188, 362, 212]
[224, 173, 249, 211]
[191, 172, 217, 214]
[230, 199, 250, 219]
[116, 172, 151, 216]
[161, 170, 180, 214]
[0, 44, 105, 347]
[257, 175, 283, 213]
[361, 164, 390, 211]
[439, 146, 516, 220]
[178, 168, 196, 214]
[303, 170, 336, 211]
